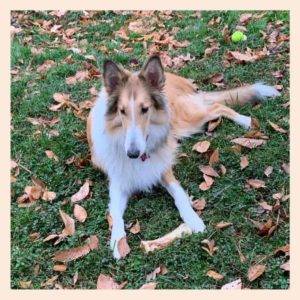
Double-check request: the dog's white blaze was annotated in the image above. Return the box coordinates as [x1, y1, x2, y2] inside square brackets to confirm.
[124, 98, 146, 155]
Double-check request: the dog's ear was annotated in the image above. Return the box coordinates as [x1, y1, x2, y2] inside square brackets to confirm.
[103, 60, 128, 94]
[139, 55, 165, 91]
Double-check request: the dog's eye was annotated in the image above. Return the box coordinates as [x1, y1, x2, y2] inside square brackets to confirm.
[120, 108, 126, 115]
[141, 107, 149, 114]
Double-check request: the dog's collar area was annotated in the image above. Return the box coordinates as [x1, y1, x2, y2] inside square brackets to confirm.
[140, 153, 150, 162]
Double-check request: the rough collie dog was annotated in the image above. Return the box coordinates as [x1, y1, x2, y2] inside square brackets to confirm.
[87, 55, 280, 259]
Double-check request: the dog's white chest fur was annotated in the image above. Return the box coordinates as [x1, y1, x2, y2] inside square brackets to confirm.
[90, 90, 174, 194]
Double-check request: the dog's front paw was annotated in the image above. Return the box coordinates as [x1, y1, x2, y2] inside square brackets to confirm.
[110, 231, 126, 260]
[186, 215, 206, 233]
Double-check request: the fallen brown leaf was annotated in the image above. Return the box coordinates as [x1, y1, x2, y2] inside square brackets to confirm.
[247, 179, 266, 189]
[117, 237, 131, 258]
[274, 244, 290, 256]
[209, 149, 219, 165]
[41, 275, 59, 288]
[215, 221, 232, 229]
[58, 210, 75, 238]
[130, 220, 141, 234]
[221, 278, 242, 290]
[141, 223, 192, 253]
[239, 13, 252, 25]
[220, 164, 227, 175]
[200, 165, 219, 177]
[248, 264, 266, 282]
[71, 180, 90, 202]
[259, 201, 273, 211]
[207, 118, 222, 132]
[53, 264, 67, 272]
[206, 270, 224, 280]
[37, 60, 55, 73]
[280, 260, 290, 272]
[193, 140, 210, 153]
[282, 162, 289, 174]
[192, 199, 206, 212]
[240, 155, 249, 170]
[146, 265, 168, 282]
[231, 137, 266, 149]
[97, 274, 126, 289]
[53, 235, 99, 262]
[201, 239, 218, 256]
[140, 282, 157, 289]
[268, 120, 287, 134]
[264, 166, 273, 177]
[19, 280, 32, 289]
[199, 181, 211, 191]
[74, 204, 87, 223]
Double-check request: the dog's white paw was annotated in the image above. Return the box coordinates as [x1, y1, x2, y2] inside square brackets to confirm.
[234, 114, 252, 130]
[185, 215, 206, 233]
[253, 83, 281, 99]
[110, 231, 126, 260]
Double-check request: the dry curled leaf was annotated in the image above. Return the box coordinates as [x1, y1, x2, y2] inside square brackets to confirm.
[268, 120, 287, 134]
[206, 270, 224, 280]
[60, 209, 75, 236]
[259, 201, 273, 211]
[193, 140, 210, 153]
[53, 264, 67, 272]
[207, 118, 222, 132]
[199, 181, 211, 191]
[240, 155, 249, 170]
[280, 260, 290, 272]
[141, 223, 192, 253]
[251, 218, 276, 236]
[74, 204, 87, 223]
[97, 274, 126, 289]
[192, 199, 206, 212]
[282, 162, 289, 174]
[41, 275, 58, 287]
[274, 244, 290, 256]
[248, 264, 266, 282]
[19, 280, 32, 289]
[130, 220, 141, 234]
[140, 282, 157, 289]
[42, 190, 56, 202]
[221, 278, 242, 290]
[264, 166, 273, 177]
[201, 239, 218, 256]
[117, 237, 131, 258]
[200, 165, 219, 177]
[239, 13, 252, 25]
[209, 149, 219, 165]
[231, 137, 266, 149]
[247, 179, 266, 189]
[146, 265, 168, 282]
[71, 180, 90, 202]
[215, 221, 232, 229]
[37, 60, 55, 73]
[53, 235, 98, 262]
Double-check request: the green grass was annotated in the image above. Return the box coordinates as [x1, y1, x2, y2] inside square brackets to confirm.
[11, 10, 289, 289]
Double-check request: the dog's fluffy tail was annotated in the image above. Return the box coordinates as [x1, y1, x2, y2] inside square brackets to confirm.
[200, 83, 280, 106]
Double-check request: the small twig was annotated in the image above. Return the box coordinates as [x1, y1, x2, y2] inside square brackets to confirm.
[18, 163, 33, 174]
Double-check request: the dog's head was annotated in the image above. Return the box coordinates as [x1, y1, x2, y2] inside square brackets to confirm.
[103, 55, 169, 159]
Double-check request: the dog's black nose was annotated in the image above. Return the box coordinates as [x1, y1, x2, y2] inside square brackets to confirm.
[127, 149, 140, 159]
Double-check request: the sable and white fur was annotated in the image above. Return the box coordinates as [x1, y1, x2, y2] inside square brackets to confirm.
[87, 55, 280, 259]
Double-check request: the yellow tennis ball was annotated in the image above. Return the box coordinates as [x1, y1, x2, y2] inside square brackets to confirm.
[231, 31, 247, 42]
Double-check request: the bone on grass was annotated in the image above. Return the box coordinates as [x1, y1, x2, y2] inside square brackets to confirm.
[140, 223, 192, 253]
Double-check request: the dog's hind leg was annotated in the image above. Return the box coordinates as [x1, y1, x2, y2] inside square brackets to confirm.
[161, 168, 206, 233]
[108, 181, 129, 259]
[203, 103, 252, 130]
